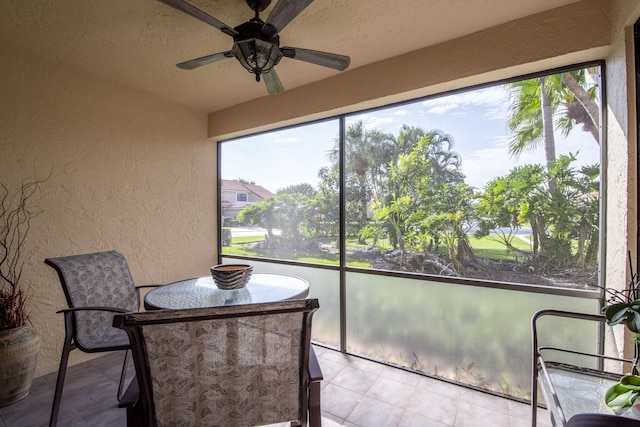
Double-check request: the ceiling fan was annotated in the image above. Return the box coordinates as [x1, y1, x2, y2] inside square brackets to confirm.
[158, 0, 351, 94]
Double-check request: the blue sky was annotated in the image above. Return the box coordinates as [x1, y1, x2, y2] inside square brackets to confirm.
[221, 82, 600, 193]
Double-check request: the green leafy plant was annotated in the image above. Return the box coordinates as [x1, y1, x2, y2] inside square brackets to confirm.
[602, 251, 640, 411]
[605, 375, 640, 412]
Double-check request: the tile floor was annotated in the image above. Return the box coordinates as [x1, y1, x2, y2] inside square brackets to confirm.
[0, 345, 552, 427]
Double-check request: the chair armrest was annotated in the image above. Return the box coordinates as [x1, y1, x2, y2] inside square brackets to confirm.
[532, 309, 605, 331]
[135, 284, 165, 290]
[531, 309, 634, 371]
[308, 347, 323, 382]
[56, 306, 130, 315]
[532, 309, 606, 353]
[118, 377, 139, 409]
[135, 284, 165, 307]
[531, 309, 632, 365]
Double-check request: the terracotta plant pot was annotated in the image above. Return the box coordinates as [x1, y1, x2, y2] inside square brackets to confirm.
[0, 325, 40, 407]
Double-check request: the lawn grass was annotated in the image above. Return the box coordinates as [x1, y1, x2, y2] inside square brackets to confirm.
[296, 254, 375, 267]
[222, 246, 261, 257]
[231, 235, 266, 244]
[345, 237, 393, 251]
[223, 243, 372, 267]
[223, 232, 534, 264]
[470, 234, 532, 261]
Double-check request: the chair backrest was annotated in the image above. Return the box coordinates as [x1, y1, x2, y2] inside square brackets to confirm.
[113, 298, 320, 427]
[45, 250, 139, 350]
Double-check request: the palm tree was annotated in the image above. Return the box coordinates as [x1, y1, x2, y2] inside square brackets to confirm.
[507, 69, 599, 165]
[506, 68, 600, 266]
[423, 130, 464, 185]
[394, 125, 425, 156]
[507, 77, 556, 171]
[507, 69, 600, 154]
[507, 68, 599, 195]
[392, 127, 463, 184]
[328, 121, 394, 241]
[558, 71, 600, 142]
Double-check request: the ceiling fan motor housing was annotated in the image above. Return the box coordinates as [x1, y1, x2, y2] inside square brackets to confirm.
[246, 0, 271, 13]
[231, 19, 282, 81]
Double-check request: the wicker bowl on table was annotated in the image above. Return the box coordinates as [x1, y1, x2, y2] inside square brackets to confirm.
[210, 264, 253, 290]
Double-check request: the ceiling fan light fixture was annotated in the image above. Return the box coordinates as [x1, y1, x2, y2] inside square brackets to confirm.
[160, 0, 350, 93]
[232, 37, 283, 82]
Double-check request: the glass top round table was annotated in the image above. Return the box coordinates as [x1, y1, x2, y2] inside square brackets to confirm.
[144, 273, 310, 310]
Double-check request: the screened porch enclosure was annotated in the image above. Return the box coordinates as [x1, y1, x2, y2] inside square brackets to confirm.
[219, 62, 605, 401]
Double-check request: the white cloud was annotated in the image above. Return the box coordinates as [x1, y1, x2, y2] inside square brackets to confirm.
[352, 113, 396, 130]
[459, 135, 546, 189]
[273, 136, 300, 144]
[423, 86, 509, 119]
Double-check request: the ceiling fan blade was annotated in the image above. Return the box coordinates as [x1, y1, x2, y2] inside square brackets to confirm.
[176, 51, 233, 70]
[263, 0, 313, 36]
[158, 0, 238, 37]
[263, 69, 284, 94]
[281, 47, 350, 71]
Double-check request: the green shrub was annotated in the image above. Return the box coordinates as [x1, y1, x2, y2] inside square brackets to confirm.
[221, 228, 232, 246]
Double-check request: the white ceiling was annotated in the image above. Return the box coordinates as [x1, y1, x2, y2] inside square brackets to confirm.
[0, 0, 580, 113]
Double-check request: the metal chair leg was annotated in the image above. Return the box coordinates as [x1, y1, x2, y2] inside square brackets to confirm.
[117, 349, 131, 402]
[309, 381, 321, 427]
[308, 347, 323, 427]
[49, 313, 76, 427]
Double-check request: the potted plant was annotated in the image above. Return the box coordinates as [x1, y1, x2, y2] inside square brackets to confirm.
[0, 177, 46, 407]
[602, 251, 640, 413]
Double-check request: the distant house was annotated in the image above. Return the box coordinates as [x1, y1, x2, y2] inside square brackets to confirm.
[221, 179, 274, 221]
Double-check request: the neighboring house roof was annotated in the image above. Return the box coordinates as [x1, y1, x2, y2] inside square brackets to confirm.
[221, 179, 274, 199]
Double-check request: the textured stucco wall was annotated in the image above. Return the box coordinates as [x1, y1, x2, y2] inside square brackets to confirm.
[604, 1, 640, 360]
[0, 46, 217, 376]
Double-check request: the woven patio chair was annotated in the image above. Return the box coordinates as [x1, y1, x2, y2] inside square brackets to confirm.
[114, 298, 322, 427]
[45, 250, 162, 427]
